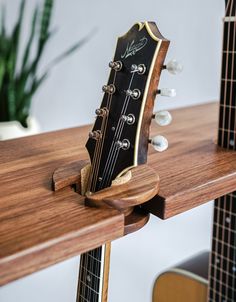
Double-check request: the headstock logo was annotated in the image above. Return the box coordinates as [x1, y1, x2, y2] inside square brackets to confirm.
[121, 37, 148, 59]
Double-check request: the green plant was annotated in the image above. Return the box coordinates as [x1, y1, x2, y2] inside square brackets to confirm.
[0, 0, 89, 127]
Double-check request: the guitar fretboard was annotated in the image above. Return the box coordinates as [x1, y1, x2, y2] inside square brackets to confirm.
[77, 246, 104, 302]
[218, 2, 236, 149]
[209, 1, 236, 300]
[209, 194, 236, 301]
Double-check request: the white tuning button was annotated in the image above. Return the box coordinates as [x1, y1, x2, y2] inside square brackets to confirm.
[154, 111, 172, 126]
[150, 135, 168, 152]
[158, 88, 177, 97]
[164, 59, 183, 75]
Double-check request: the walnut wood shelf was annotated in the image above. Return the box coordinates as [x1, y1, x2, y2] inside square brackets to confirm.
[0, 102, 235, 286]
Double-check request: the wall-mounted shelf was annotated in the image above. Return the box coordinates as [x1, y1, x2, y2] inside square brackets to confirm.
[0, 101, 235, 286]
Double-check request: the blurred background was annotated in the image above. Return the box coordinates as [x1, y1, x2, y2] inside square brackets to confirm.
[0, 0, 224, 301]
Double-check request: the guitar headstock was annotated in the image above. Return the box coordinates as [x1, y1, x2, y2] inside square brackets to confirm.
[86, 22, 180, 192]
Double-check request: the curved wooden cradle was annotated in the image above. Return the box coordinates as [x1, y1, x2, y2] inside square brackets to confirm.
[52, 161, 159, 235]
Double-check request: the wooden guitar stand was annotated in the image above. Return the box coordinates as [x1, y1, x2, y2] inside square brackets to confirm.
[52, 160, 160, 235]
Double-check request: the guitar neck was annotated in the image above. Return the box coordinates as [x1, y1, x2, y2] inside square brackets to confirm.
[77, 244, 111, 302]
[209, 1, 236, 300]
[218, 1, 236, 150]
[209, 194, 236, 301]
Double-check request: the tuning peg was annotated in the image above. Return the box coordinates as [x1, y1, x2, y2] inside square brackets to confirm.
[102, 84, 116, 94]
[131, 64, 146, 74]
[163, 59, 183, 75]
[157, 88, 176, 98]
[126, 89, 141, 100]
[153, 111, 172, 126]
[89, 130, 102, 140]
[109, 61, 122, 71]
[95, 108, 108, 117]
[149, 135, 168, 152]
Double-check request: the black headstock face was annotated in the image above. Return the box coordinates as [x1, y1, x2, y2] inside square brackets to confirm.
[86, 22, 170, 192]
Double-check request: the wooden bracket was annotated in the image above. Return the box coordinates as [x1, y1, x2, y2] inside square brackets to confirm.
[52, 161, 160, 235]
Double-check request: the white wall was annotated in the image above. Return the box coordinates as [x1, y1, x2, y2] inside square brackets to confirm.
[0, 0, 224, 301]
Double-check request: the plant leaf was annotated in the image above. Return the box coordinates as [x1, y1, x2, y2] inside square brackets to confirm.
[0, 4, 6, 37]
[9, 0, 25, 78]
[21, 6, 38, 70]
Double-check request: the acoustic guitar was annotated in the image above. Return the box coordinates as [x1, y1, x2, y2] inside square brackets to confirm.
[153, 1, 236, 301]
[75, 22, 181, 302]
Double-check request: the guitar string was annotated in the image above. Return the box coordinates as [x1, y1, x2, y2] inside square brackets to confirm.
[214, 197, 221, 301]
[77, 70, 117, 302]
[98, 72, 135, 189]
[86, 70, 136, 300]
[227, 12, 236, 149]
[90, 97, 111, 193]
[227, 3, 236, 299]
[219, 2, 230, 298]
[219, 1, 234, 300]
[85, 71, 118, 302]
[91, 72, 118, 192]
[222, 0, 233, 147]
[233, 192, 236, 301]
[230, 4, 236, 301]
[221, 0, 233, 148]
[232, 2, 236, 151]
[86, 71, 117, 300]
[102, 99, 132, 189]
[228, 194, 233, 299]
[103, 80, 137, 188]
[233, 3, 236, 300]
[210, 2, 232, 300]
[225, 4, 236, 300]
[217, 2, 235, 300]
[86, 68, 117, 193]
[88, 68, 119, 300]
[231, 3, 236, 299]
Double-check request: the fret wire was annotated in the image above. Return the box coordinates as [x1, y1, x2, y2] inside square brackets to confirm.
[81, 266, 101, 279]
[213, 222, 236, 234]
[209, 281, 235, 302]
[80, 280, 100, 295]
[216, 206, 236, 216]
[211, 263, 236, 279]
[220, 104, 236, 108]
[79, 295, 90, 302]
[88, 253, 101, 262]
[219, 127, 236, 133]
[210, 276, 235, 291]
[222, 78, 236, 81]
[212, 250, 236, 265]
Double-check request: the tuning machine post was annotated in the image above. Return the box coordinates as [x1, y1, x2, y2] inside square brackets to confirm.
[109, 61, 123, 71]
[89, 130, 102, 140]
[102, 84, 116, 95]
[126, 89, 141, 100]
[131, 64, 146, 74]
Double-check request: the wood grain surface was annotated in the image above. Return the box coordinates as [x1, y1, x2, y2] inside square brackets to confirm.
[0, 130, 124, 286]
[1, 101, 235, 286]
[144, 101, 236, 218]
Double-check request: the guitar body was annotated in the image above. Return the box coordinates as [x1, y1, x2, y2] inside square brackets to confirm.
[153, 252, 209, 302]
